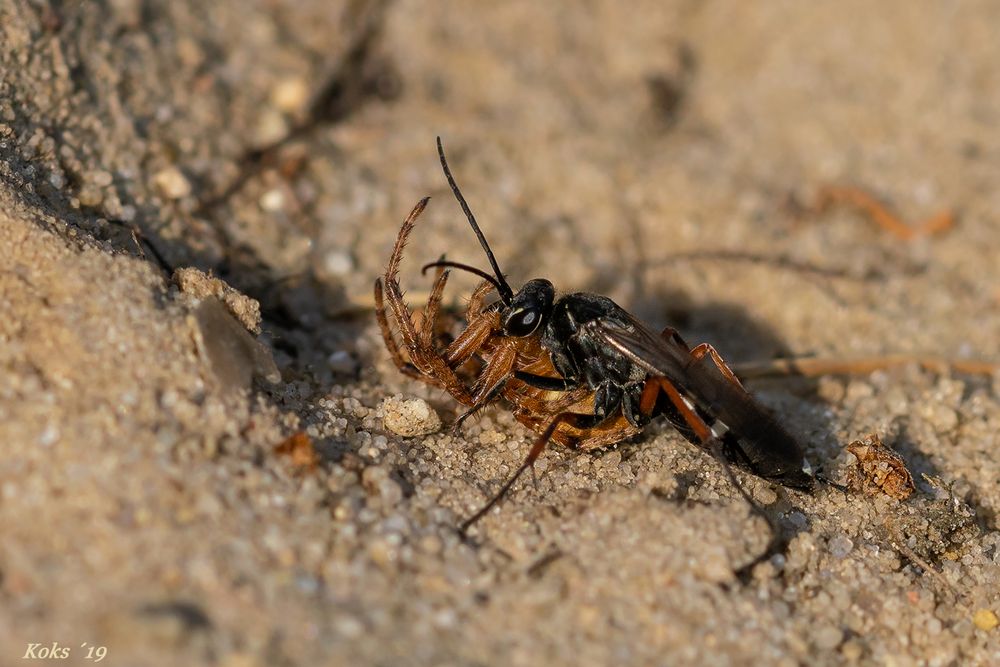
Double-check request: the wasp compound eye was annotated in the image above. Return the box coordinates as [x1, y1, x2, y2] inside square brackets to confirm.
[504, 307, 543, 337]
[503, 278, 555, 337]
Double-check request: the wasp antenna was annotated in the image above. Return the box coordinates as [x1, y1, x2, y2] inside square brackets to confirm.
[421, 260, 506, 295]
[436, 136, 515, 303]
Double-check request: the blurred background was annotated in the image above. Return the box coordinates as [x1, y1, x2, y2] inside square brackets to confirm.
[2, 1, 999, 665]
[7, 0, 1000, 354]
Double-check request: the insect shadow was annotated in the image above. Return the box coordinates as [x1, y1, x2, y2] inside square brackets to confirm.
[371, 139, 869, 591]
[521, 253, 846, 573]
[594, 287, 842, 553]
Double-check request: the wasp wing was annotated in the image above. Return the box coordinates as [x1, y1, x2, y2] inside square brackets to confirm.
[587, 317, 691, 387]
[589, 317, 814, 489]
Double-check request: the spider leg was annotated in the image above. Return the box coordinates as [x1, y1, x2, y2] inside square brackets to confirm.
[443, 312, 499, 368]
[419, 265, 451, 348]
[385, 198, 429, 286]
[380, 267, 454, 390]
[373, 277, 424, 381]
[437, 279, 500, 369]
[379, 199, 435, 358]
[452, 381, 507, 434]
[466, 279, 496, 319]
[377, 198, 478, 404]
[450, 340, 519, 431]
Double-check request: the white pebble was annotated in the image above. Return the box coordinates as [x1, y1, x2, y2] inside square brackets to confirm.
[324, 250, 355, 277]
[259, 188, 285, 212]
[381, 396, 441, 437]
[271, 78, 309, 113]
[814, 625, 843, 650]
[153, 167, 191, 199]
[328, 350, 358, 375]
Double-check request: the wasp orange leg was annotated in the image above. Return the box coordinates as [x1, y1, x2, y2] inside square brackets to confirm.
[689, 343, 747, 391]
[638, 376, 780, 575]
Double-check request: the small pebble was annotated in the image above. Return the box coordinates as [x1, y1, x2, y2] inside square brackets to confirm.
[918, 402, 959, 433]
[324, 250, 355, 277]
[973, 609, 998, 631]
[271, 78, 309, 113]
[693, 546, 732, 584]
[378, 478, 403, 506]
[90, 170, 114, 187]
[382, 396, 441, 437]
[361, 466, 388, 494]
[788, 511, 808, 530]
[255, 110, 288, 145]
[754, 486, 778, 505]
[153, 167, 191, 199]
[477, 430, 504, 446]
[78, 185, 103, 207]
[259, 188, 285, 212]
[816, 377, 845, 404]
[433, 608, 457, 629]
[368, 538, 397, 569]
[328, 350, 358, 375]
[38, 424, 59, 446]
[844, 380, 874, 403]
[419, 534, 443, 555]
[814, 625, 843, 650]
[840, 640, 863, 661]
[335, 615, 364, 639]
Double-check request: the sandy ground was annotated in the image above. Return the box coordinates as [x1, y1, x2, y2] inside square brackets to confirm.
[2, 1, 1000, 665]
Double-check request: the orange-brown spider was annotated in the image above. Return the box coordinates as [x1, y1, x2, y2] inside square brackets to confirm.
[374, 196, 630, 453]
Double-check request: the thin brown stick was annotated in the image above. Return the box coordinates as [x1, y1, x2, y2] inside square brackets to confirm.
[887, 527, 958, 598]
[816, 185, 955, 241]
[653, 249, 874, 281]
[733, 355, 1000, 379]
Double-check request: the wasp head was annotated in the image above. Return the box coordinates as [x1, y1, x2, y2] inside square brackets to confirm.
[502, 278, 554, 337]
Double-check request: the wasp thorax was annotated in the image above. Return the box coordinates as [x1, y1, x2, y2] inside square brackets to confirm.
[502, 278, 555, 337]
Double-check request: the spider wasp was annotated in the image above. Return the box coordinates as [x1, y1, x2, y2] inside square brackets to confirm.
[375, 138, 819, 532]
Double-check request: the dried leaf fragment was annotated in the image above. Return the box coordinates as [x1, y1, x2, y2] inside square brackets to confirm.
[275, 432, 319, 472]
[846, 433, 915, 500]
